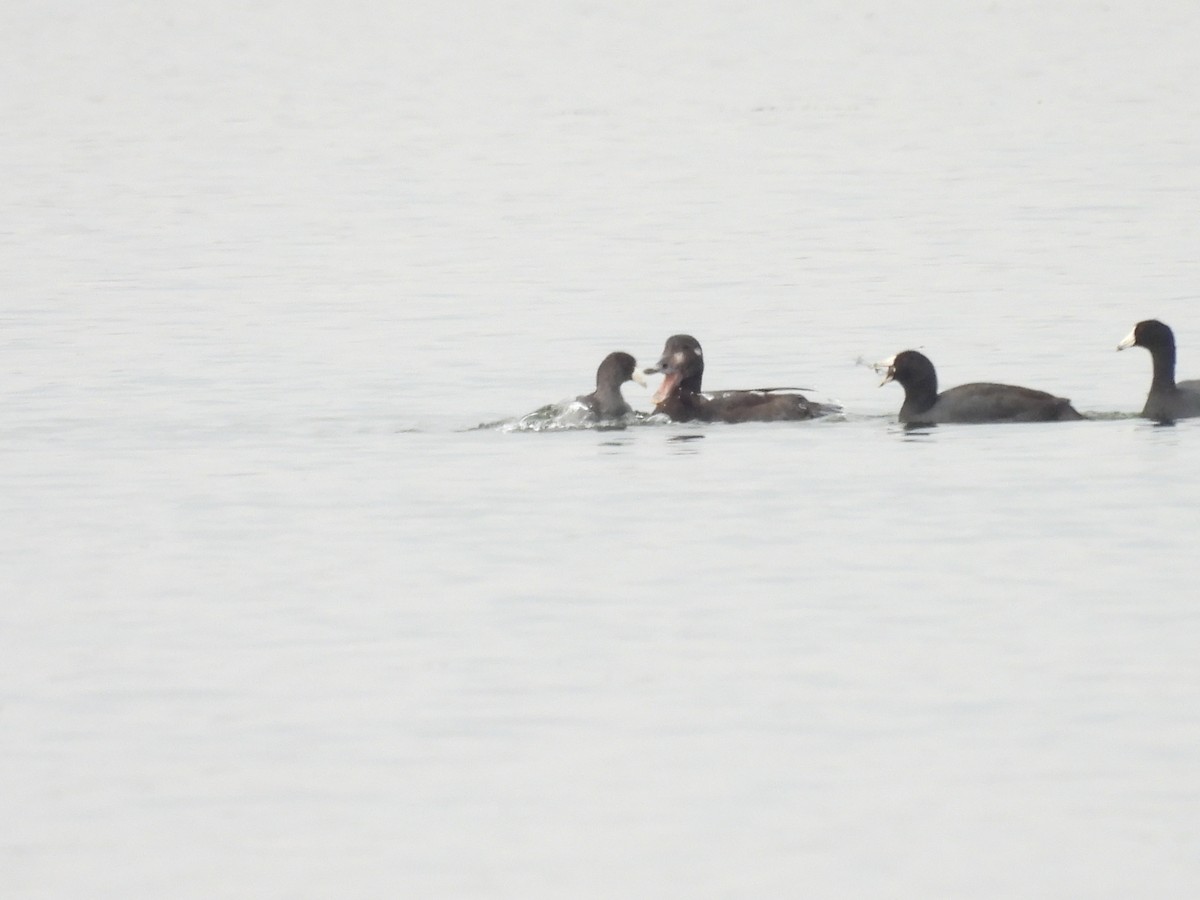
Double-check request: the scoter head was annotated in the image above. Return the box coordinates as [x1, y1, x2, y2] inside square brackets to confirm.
[644, 334, 704, 404]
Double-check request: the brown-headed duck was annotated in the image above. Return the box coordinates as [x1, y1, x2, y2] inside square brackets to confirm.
[644, 334, 837, 423]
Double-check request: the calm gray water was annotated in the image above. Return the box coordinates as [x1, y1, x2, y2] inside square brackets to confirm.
[4, 1, 1200, 897]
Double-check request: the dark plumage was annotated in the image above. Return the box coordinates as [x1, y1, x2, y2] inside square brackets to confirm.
[877, 350, 1084, 425]
[576, 351, 646, 419]
[644, 334, 837, 423]
[1116, 319, 1200, 422]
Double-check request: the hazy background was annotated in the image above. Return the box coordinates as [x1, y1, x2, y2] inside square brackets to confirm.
[3, 1, 1199, 897]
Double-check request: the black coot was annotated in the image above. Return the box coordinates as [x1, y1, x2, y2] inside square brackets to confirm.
[577, 351, 646, 419]
[877, 350, 1084, 424]
[1116, 319, 1200, 422]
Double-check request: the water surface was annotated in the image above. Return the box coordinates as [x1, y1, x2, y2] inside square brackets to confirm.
[3, 1, 1200, 897]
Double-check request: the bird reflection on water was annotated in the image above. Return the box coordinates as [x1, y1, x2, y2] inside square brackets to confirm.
[666, 433, 706, 455]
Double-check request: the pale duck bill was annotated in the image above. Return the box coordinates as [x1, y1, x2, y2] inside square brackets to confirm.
[1116, 328, 1137, 351]
[652, 370, 682, 405]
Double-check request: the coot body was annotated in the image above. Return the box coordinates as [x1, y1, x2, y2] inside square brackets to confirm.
[878, 350, 1084, 425]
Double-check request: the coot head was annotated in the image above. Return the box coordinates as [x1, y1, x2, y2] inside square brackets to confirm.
[645, 334, 704, 404]
[596, 351, 646, 390]
[579, 351, 646, 418]
[876, 350, 937, 394]
[1117, 319, 1175, 356]
[1117, 319, 1200, 421]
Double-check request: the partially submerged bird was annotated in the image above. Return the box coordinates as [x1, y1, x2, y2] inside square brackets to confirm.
[876, 350, 1084, 425]
[1116, 319, 1200, 422]
[644, 334, 837, 423]
[576, 351, 647, 419]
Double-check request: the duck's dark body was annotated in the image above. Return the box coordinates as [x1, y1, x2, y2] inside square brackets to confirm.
[655, 388, 829, 423]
